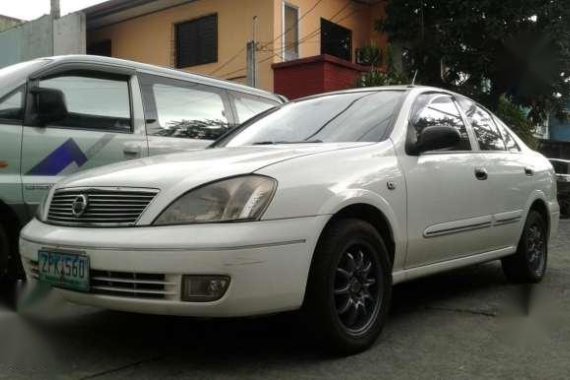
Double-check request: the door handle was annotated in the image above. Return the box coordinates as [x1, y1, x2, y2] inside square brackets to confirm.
[475, 167, 488, 180]
[123, 145, 140, 157]
[524, 167, 534, 176]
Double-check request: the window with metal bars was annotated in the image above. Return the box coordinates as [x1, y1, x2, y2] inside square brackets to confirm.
[176, 14, 218, 68]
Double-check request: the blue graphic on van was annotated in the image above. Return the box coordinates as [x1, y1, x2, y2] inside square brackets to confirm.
[27, 139, 88, 176]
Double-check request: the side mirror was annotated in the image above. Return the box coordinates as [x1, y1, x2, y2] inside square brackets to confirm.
[30, 87, 68, 126]
[416, 125, 461, 153]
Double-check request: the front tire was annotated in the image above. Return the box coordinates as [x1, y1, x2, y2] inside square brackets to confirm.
[304, 219, 392, 355]
[502, 210, 548, 283]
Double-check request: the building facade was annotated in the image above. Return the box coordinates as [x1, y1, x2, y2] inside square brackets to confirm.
[85, 0, 387, 97]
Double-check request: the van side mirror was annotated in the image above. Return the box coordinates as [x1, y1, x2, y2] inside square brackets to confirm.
[30, 87, 68, 126]
[416, 126, 461, 153]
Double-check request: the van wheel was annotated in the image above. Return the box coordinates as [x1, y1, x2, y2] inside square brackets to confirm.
[502, 210, 548, 283]
[304, 219, 392, 355]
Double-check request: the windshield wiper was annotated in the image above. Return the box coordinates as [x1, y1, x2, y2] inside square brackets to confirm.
[253, 140, 323, 145]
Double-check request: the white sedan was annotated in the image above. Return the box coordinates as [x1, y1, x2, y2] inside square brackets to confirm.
[21, 86, 559, 354]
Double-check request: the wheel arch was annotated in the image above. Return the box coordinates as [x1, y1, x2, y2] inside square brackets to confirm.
[528, 198, 550, 236]
[316, 203, 396, 268]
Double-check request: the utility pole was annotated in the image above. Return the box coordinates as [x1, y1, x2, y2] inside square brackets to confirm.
[247, 16, 258, 88]
[51, 0, 61, 18]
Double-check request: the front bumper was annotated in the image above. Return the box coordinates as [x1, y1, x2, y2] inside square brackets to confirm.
[20, 216, 328, 317]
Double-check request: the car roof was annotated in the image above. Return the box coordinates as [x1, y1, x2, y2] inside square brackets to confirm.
[32, 55, 282, 101]
[293, 85, 466, 102]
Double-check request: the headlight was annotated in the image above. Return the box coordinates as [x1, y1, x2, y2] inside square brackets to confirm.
[153, 175, 277, 225]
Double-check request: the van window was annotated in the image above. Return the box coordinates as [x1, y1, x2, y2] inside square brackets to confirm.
[0, 88, 24, 122]
[38, 74, 132, 132]
[233, 93, 278, 123]
[140, 75, 231, 140]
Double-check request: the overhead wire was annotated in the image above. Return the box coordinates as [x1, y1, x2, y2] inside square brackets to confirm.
[217, 2, 359, 80]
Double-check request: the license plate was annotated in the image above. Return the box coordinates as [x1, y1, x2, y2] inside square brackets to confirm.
[38, 250, 90, 292]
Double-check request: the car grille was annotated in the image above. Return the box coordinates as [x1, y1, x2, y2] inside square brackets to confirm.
[47, 188, 159, 227]
[27, 260, 177, 300]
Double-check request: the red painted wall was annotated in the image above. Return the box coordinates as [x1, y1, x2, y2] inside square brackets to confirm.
[272, 54, 368, 100]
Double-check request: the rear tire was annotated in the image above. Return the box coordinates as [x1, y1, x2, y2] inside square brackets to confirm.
[304, 219, 392, 355]
[502, 210, 548, 283]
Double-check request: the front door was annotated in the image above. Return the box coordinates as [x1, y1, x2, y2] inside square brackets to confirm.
[21, 71, 148, 206]
[402, 93, 494, 268]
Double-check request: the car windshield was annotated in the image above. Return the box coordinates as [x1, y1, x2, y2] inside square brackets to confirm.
[214, 90, 404, 147]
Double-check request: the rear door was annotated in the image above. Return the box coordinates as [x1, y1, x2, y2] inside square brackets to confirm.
[457, 98, 528, 250]
[21, 68, 148, 206]
[139, 73, 235, 155]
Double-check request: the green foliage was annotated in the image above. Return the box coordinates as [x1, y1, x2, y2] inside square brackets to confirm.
[357, 44, 409, 87]
[380, 0, 570, 122]
[357, 42, 382, 67]
[357, 69, 408, 87]
[496, 97, 538, 149]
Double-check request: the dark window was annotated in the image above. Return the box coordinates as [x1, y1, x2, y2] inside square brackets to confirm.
[38, 74, 132, 132]
[283, 4, 299, 60]
[495, 118, 521, 152]
[321, 18, 352, 61]
[176, 14, 218, 68]
[215, 91, 403, 147]
[458, 98, 506, 151]
[233, 93, 279, 123]
[0, 88, 24, 122]
[87, 40, 112, 57]
[139, 74, 231, 140]
[410, 94, 471, 151]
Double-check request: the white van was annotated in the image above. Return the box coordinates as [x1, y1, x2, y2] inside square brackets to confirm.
[0, 55, 285, 280]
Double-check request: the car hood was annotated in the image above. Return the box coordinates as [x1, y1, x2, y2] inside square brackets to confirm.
[57, 143, 368, 192]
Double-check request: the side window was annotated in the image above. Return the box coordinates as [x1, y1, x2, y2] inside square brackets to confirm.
[410, 94, 471, 151]
[0, 88, 24, 122]
[140, 75, 231, 140]
[38, 74, 132, 132]
[233, 93, 278, 123]
[458, 99, 506, 151]
[494, 118, 521, 152]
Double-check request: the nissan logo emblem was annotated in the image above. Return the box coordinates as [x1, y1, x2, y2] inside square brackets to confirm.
[71, 195, 89, 217]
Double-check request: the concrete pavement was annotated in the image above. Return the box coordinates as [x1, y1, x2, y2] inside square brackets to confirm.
[1, 220, 569, 379]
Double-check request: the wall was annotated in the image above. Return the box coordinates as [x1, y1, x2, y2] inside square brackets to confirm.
[0, 15, 53, 68]
[273, 54, 366, 99]
[87, 0, 388, 92]
[0, 13, 85, 69]
[88, 0, 275, 89]
[0, 16, 22, 32]
[54, 13, 87, 55]
[271, 0, 388, 64]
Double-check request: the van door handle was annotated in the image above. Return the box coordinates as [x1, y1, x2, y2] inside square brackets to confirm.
[524, 167, 534, 176]
[123, 145, 140, 157]
[475, 167, 488, 180]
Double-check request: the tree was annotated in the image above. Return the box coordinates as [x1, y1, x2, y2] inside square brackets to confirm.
[380, 0, 570, 122]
